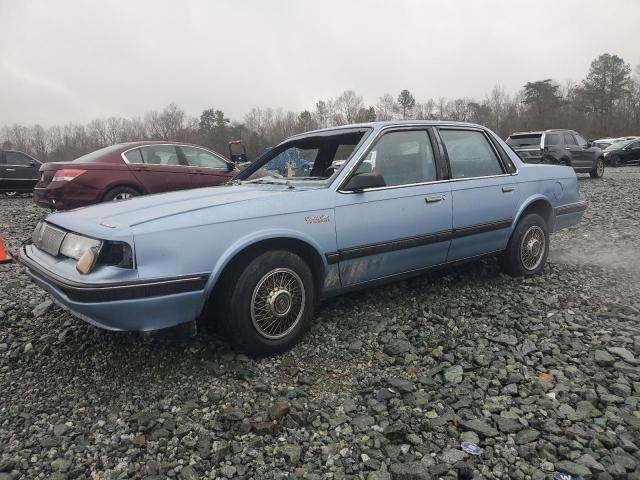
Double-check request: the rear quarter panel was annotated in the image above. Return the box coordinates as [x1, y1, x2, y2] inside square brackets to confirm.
[513, 163, 581, 231]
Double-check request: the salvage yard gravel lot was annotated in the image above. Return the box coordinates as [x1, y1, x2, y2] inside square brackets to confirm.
[1, 168, 639, 480]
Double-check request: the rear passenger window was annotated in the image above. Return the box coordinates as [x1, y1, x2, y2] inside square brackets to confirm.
[564, 134, 577, 145]
[123, 148, 144, 164]
[544, 134, 560, 146]
[439, 129, 504, 179]
[139, 145, 181, 165]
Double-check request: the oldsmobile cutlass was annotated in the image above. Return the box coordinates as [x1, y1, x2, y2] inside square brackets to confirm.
[18, 121, 587, 356]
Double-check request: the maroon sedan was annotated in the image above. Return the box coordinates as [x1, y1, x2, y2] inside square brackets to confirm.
[33, 141, 238, 210]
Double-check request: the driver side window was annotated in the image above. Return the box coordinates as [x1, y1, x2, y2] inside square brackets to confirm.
[574, 134, 588, 147]
[355, 130, 437, 186]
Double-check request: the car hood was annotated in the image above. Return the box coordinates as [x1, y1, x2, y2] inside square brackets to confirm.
[46, 184, 302, 235]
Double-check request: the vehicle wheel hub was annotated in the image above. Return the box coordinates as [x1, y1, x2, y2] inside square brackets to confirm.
[269, 289, 293, 317]
[520, 225, 545, 271]
[113, 192, 132, 200]
[251, 268, 305, 340]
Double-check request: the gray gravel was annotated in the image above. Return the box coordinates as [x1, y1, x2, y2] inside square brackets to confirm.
[1, 168, 639, 479]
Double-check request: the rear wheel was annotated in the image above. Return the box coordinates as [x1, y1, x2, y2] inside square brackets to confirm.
[103, 186, 140, 202]
[558, 159, 569, 166]
[499, 213, 549, 277]
[4, 191, 18, 197]
[589, 158, 605, 178]
[216, 250, 316, 356]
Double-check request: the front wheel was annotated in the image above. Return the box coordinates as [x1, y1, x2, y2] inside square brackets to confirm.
[589, 158, 605, 178]
[609, 155, 621, 168]
[499, 213, 549, 277]
[218, 250, 316, 356]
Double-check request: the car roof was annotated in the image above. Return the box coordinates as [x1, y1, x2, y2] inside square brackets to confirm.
[508, 129, 575, 136]
[285, 120, 490, 142]
[114, 140, 214, 150]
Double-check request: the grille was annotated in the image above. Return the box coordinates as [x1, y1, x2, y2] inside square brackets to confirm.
[32, 222, 66, 256]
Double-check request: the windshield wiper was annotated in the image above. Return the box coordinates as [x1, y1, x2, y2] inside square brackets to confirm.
[246, 177, 296, 189]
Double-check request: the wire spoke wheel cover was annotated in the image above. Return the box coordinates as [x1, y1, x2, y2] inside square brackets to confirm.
[250, 268, 306, 340]
[520, 225, 545, 271]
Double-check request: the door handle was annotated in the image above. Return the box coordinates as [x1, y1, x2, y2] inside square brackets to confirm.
[6, 168, 16, 172]
[425, 194, 445, 203]
[502, 186, 515, 193]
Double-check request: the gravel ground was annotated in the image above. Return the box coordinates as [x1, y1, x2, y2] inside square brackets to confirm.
[0, 168, 639, 480]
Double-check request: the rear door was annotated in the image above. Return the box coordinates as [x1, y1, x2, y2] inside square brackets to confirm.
[179, 145, 234, 188]
[124, 145, 194, 194]
[438, 127, 519, 262]
[3, 151, 40, 191]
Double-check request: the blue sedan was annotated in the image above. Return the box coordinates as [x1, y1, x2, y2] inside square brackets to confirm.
[18, 121, 587, 356]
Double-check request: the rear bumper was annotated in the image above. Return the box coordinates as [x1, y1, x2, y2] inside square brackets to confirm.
[17, 243, 208, 331]
[33, 185, 104, 210]
[554, 200, 587, 231]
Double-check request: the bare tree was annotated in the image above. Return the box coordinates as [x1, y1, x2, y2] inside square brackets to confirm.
[375, 94, 398, 121]
[335, 90, 364, 124]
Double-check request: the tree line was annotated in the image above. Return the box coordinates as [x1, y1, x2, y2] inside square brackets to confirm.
[2, 53, 639, 163]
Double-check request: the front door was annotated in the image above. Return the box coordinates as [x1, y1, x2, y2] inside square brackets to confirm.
[179, 145, 235, 188]
[334, 128, 452, 286]
[124, 145, 194, 194]
[562, 133, 583, 167]
[622, 140, 640, 164]
[437, 128, 519, 262]
[573, 133, 597, 168]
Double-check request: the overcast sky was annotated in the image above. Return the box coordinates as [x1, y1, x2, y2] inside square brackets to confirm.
[1, 0, 639, 126]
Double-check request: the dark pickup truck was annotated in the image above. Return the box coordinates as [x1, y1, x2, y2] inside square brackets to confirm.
[506, 129, 604, 178]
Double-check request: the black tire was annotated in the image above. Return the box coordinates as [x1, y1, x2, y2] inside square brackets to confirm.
[609, 155, 621, 168]
[557, 158, 569, 166]
[499, 213, 549, 277]
[217, 250, 316, 356]
[102, 186, 140, 202]
[589, 157, 605, 178]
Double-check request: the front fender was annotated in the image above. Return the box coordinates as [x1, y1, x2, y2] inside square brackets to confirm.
[202, 228, 330, 299]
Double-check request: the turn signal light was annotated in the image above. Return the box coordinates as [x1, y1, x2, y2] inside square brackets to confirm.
[52, 169, 87, 182]
[76, 246, 100, 274]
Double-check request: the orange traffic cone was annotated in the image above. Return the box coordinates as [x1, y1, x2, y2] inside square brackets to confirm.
[0, 235, 12, 264]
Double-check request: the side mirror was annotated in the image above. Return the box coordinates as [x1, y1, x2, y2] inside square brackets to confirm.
[343, 172, 386, 192]
[29, 160, 37, 167]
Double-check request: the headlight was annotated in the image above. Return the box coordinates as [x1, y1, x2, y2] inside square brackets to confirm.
[59, 233, 102, 260]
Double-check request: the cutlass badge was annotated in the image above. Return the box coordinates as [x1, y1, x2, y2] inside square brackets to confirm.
[305, 214, 330, 224]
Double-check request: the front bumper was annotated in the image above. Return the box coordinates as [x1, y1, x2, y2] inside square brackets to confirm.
[17, 243, 209, 331]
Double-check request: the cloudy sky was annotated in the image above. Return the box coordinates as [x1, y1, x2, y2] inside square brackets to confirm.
[1, 0, 639, 126]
